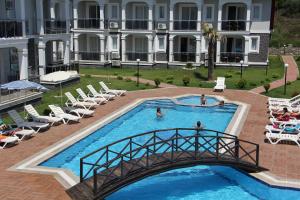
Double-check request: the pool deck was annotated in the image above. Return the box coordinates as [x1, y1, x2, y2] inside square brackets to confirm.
[1, 87, 300, 200]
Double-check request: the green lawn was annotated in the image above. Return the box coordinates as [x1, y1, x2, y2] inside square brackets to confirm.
[266, 56, 300, 98]
[1, 76, 153, 123]
[80, 56, 283, 90]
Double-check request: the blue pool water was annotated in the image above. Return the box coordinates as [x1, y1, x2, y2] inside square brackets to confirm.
[41, 96, 237, 175]
[107, 166, 300, 200]
[177, 96, 220, 105]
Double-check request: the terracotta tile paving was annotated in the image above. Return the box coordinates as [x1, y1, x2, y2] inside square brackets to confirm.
[0, 87, 300, 199]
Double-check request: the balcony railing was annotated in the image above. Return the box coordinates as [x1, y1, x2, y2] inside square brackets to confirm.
[126, 52, 148, 61]
[174, 52, 196, 62]
[220, 52, 244, 63]
[0, 20, 23, 37]
[78, 51, 100, 61]
[76, 18, 100, 29]
[221, 20, 247, 31]
[173, 20, 197, 30]
[44, 20, 67, 34]
[104, 19, 120, 29]
[126, 19, 148, 30]
[154, 20, 169, 30]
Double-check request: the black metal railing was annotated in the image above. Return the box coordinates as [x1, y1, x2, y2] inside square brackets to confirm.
[126, 52, 148, 61]
[174, 52, 196, 62]
[173, 20, 197, 30]
[0, 20, 23, 37]
[44, 19, 67, 34]
[45, 62, 79, 74]
[126, 19, 148, 30]
[221, 20, 247, 31]
[77, 51, 100, 61]
[220, 52, 244, 63]
[75, 128, 260, 199]
[76, 18, 100, 29]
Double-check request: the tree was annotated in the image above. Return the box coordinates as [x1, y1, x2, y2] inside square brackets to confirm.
[202, 23, 221, 80]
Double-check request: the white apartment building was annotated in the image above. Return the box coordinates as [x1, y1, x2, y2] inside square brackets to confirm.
[0, 0, 275, 84]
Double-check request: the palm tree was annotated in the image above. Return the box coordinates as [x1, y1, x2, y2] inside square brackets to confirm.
[202, 23, 221, 80]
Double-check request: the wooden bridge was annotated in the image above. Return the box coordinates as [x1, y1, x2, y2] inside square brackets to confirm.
[67, 128, 265, 200]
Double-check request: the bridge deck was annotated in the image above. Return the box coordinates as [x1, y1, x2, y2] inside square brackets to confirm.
[67, 151, 263, 200]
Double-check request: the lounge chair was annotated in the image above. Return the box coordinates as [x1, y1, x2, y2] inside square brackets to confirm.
[266, 131, 300, 147]
[268, 94, 300, 104]
[99, 81, 127, 96]
[63, 107, 94, 118]
[87, 85, 115, 100]
[213, 77, 226, 92]
[265, 124, 300, 135]
[76, 88, 107, 105]
[0, 134, 19, 149]
[65, 92, 98, 109]
[25, 104, 63, 126]
[8, 110, 49, 133]
[268, 98, 300, 107]
[48, 105, 81, 124]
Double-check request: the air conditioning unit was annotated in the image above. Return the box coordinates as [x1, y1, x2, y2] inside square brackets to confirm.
[111, 60, 121, 67]
[157, 23, 167, 30]
[110, 22, 119, 29]
[111, 52, 120, 60]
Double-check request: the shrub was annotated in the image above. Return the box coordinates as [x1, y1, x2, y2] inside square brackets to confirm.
[265, 78, 271, 82]
[287, 81, 292, 85]
[185, 63, 193, 68]
[166, 75, 174, 80]
[235, 71, 241, 75]
[145, 82, 150, 87]
[154, 78, 161, 88]
[260, 80, 265, 84]
[43, 108, 51, 116]
[125, 77, 131, 82]
[272, 73, 280, 79]
[182, 76, 191, 86]
[133, 72, 142, 77]
[249, 82, 257, 87]
[113, 72, 118, 76]
[198, 82, 203, 87]
[292, 91, 300, 97]
[85, 74, 91, 78]
[140, 86, 146, 90]
[117, 76, 123, 80]
[264, 83, 271, 93]
[224, 73, 233, 78]
[297, 76, 300, 80]
[166, 80, 173, 84]
[236, 79, 247, 89]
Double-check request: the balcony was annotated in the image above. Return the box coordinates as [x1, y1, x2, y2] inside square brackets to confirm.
[220, 52, 244, 63]
[44, 20, 67, 34]
[0, 20, 23, 37]
[174, 52, 196, 62]
[126, 19, 148, 30]
[221, 20, 247, 31]
[104, 19, 120, 29]
[78, 51, 100, 61]
[173, 20, 197, 30]
[126, 52, 148, 61]
[76, 18, 100, 29]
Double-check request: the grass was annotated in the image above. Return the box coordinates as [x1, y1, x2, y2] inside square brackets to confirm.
[266, 56, 300, 98]
[81, 56, 283, 90]
[1, 76, 154, 123]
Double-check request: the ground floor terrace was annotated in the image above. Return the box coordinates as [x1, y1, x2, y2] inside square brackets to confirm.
[0, 87, 299, 200]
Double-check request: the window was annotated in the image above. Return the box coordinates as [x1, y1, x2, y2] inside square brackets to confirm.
[5, 0, 15, 18]
[252, 4, 262, 20]
[158, 37, 165, 50]
[250, 36, 260, 53]
[111, 4, 119, 19]
[112, 36, 118, 50]
[204, 5, 214, 21]
[157, 4, 166, 20]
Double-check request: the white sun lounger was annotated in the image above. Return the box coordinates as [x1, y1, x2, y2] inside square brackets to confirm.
[213, 77, 226, 92]
[49, 105, 81, 124]
[99, 81, 127, 96]
[0, 135, 19, 149]
[266, 131, 300, 147]
[24, 104, 63, 126]
[265, 124, 300, 135]
[268, 94, 300, 104]
[76, 88, 107, 105]
[8, 110, 49, 133]
[63, 107, 94, 118]
[65, 92, 98, 109]
[268, 98, 300, 107]
[87, 85, 115, 100]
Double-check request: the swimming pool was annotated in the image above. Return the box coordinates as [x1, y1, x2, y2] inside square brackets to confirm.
[40, 96, 238, 176]
[176, 95, 220, 105]
[107, 165, 300, 200]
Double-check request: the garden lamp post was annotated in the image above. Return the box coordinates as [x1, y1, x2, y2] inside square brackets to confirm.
[240, 60, 244, 79]
[283, 44, 287, 55]
[266, 59, 269, 76]
[284, 63, 289, 95]
[136, 59, 140, 87]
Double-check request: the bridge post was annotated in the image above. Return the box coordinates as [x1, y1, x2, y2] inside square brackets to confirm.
[80, 159, 83, 182]
[93, 169, 98, 195]
[256, 145, 259, 167]
[130, 138, 132, 160]
[235, 139, 240, 160]
[195, 133, 199, 159]
[153, 131, 156, 152]
[175, 129, 179, 151]
[216, 136, 219, 159]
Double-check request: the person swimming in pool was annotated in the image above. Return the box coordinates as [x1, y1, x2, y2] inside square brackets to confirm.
[219, 100, 225, 106]
[195, 121, 204, 130]
[156, 107, 163, 118]
[200, 94, 206, 105]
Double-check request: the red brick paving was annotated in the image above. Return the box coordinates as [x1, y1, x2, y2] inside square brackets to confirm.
[0, 88, 300, 200]
[251, 55, 299, 93]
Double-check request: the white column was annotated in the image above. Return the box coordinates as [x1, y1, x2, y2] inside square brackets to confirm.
[99, 35, 105, 61]
[121, 3, 126, 30]
[20, 0, 26, 36]
[148, 3, 153, 30]
[216, 39, 221, 63]
[121, 34, 127, 61]
[246, 3, 251, 31]
[74, 34, 79, 61]
[65, 0, 71, 33]
[18, 48, 29, 80]
[169, 36, 174, 62]
[169, 4, 174, 31]
[195, 36, 201, 63]
[99, 2, 104, 30]
[73, 2, 78, 29]
[147, 35, 153, 62]
[197, 3, 202, 32]
[217, 3, 223, 31]
[244, 36, 249, 63]
[50, 1, 56, 19]
[36, 0, 44, 35]
[38, 42, 46, 76]
[64, 40, 70, 65]
[52, 42, 57, 61]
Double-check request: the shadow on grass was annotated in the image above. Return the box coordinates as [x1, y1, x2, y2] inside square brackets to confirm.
[193, 71, 208, 81]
